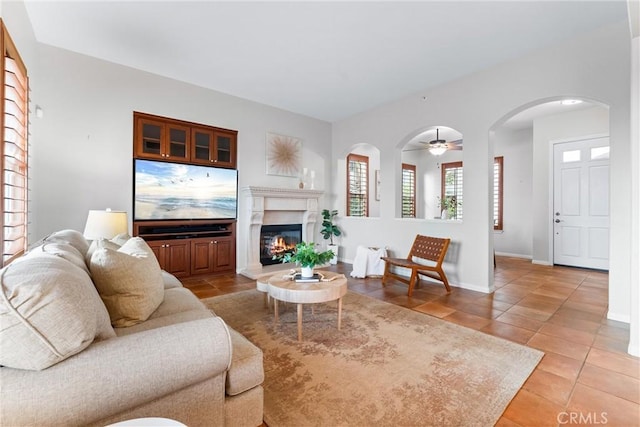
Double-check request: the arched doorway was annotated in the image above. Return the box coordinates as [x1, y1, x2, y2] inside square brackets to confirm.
[490, 97, 610, 268]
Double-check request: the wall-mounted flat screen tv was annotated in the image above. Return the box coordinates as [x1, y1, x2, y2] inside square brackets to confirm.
[134, 159, 238, 221]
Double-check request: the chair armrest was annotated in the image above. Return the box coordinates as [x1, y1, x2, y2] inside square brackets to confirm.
[1, 316, 232, 427]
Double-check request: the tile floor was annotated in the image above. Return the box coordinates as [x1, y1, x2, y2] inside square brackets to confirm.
[182, 256, 639, 427]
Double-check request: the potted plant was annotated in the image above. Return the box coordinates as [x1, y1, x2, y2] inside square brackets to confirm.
[320, 209, 342, 264]
[437, 196, 462, 220]
[273, 241, 335, 278]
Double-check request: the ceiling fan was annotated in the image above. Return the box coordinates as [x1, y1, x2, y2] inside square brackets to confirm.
[417, 128, 463, 156]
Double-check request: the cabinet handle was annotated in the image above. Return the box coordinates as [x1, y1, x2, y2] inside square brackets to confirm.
[214, 241, 218, 244]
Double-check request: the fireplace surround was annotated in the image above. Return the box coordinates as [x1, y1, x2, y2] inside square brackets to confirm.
[240, 186, 324, 278]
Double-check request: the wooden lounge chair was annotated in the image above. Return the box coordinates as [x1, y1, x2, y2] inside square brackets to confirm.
[381, 235, 451, 296]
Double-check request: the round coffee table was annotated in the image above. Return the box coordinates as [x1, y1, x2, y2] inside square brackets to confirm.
[266, 270, 348, 341]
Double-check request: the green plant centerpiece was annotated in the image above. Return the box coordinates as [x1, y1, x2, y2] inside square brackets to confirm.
[320, 209, 342, 245]
[273, 241, 335, 278]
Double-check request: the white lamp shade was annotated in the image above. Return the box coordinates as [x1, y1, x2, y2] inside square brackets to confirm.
[429, 144, 448, 156]
[83, 210, 128, 240]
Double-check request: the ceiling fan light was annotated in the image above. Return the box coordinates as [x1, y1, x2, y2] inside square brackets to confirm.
[429, 143, 448, 156]
[428, 128, 448, 155]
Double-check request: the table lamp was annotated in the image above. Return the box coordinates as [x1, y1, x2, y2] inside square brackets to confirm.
[83, 209, 128, 240]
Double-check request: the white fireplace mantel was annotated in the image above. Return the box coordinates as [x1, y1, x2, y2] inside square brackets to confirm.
[240, 186, 324, 278]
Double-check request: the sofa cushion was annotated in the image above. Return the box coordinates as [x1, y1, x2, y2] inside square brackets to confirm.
[26, 242, 90, 275]
[0, 254, 115, 370]
[44, 229, 90, 257]
[148, 287, 205, 319]
[162, 270, 183, 290]
[114, 308, 213, 337]
[225, 328, 265, 396]
[90, 237, 164, 327]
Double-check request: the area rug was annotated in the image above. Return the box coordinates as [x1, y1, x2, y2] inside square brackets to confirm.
[203, 290, 543, 427]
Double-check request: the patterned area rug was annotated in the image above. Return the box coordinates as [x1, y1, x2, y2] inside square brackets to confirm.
[203, 290, 543, 427]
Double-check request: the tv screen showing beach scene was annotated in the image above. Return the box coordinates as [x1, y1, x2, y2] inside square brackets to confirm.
[134, 159, 238, 220]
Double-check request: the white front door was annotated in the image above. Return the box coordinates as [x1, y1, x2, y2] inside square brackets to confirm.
[553, 137, 610, 270]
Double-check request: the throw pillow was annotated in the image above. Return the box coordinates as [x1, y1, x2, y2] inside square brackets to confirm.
[90, 237, 164, 327]
[0, 254, 115, 370]
[85, 237, 122, 265]
[111, 232, 131, 246]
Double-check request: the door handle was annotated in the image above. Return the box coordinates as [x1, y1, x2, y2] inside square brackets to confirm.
[555, 219, 561, 223]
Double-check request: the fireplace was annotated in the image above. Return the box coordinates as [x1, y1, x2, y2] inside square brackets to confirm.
[260, 224, 302, 265]
[239, 186, 324, 279]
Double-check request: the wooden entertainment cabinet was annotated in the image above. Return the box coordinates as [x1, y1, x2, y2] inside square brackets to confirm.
[132, 112, 238, 278]
[133, 220, 236, 278]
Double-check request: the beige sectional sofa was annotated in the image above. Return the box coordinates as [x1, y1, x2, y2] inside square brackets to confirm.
[0, 230, 264, 427]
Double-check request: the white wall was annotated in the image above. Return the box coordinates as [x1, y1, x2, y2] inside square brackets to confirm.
[2, 0, 333, 272]
[331, 22, 631, 303]
[627, 5, 639, 356]
[493, 127, 533, 258]
[28, 45, 332, 272]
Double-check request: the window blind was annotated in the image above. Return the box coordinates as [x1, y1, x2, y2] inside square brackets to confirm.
[347, 153, 368, 217]
[441, 161, 463, 220]
[493, 156, 503, 230]
[2, 23, 29, 266]
[402, 163, 416, 218]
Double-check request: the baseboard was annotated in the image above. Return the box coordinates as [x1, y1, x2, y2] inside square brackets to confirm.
[451, 281, 493, 294]
[627, 343, 640, 357]
[532, 259, 553, 266]
[607, 311, 630, 324]
[495, 252, 531, 259]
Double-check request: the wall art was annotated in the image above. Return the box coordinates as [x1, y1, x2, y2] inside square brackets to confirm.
[266, 132, 302, 177]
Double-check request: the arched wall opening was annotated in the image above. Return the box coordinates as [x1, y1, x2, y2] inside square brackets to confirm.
[336, 143, 381, 218]
[488, 96, 610, 267]
[397, 125, 464, 220]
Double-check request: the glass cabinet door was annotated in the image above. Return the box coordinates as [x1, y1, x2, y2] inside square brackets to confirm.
[191, 128, 214, 164]
[214, 131, 236, 168]
[167, 124, 189, 160]
[137, 118, 164, 159]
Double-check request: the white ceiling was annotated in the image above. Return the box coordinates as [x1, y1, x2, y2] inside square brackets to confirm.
[23, 1, 628, 123]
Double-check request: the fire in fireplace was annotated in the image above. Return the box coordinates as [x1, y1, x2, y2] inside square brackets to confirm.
[260, 224, 302, 265]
